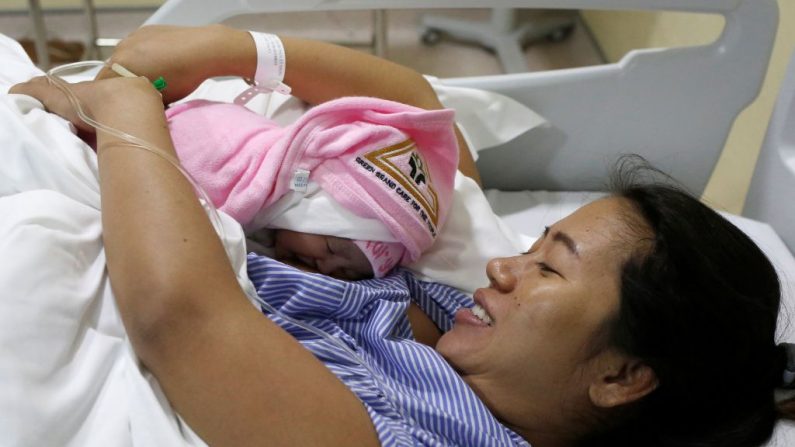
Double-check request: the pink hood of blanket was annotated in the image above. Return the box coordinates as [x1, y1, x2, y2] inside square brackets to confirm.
[165, 97, 458, 262]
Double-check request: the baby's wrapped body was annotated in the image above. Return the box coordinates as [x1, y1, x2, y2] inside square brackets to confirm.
[166, 96, 459, 279]
[246, 255, 528, 446]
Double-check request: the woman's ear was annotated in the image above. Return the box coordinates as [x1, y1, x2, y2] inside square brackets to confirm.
[588, 350, 658, 409]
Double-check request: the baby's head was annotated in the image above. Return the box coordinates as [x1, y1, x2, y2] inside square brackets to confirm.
[172, 98, 458, 279]
[272, 229, 406, 280]
[273, 230, 372, 280]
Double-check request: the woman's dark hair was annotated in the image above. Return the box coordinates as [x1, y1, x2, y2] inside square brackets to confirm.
[582, 156, 788, 447]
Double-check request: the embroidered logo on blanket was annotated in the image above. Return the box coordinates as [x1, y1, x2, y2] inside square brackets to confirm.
[362, 139, 440, 233]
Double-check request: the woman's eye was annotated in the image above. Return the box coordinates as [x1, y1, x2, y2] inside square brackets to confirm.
[538, 262, 559, 276]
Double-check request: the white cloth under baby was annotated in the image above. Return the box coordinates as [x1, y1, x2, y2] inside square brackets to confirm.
[247, 180, 398, 243]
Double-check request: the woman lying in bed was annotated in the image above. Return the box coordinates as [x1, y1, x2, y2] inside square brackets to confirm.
[11, 24, 794, 447]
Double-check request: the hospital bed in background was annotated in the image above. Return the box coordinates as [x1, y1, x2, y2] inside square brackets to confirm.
[145, 0, 774, 197]
[1, 0, 794, 445]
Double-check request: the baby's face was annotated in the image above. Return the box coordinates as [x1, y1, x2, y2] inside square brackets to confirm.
[273, 230, 373, 280]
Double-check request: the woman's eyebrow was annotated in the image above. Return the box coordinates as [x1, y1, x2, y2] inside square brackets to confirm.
[544, 226, 580, 258]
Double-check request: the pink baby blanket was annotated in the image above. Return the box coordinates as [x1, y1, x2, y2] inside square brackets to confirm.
[166, 96, 459, 263]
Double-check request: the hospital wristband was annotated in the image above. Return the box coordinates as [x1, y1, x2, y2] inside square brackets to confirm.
[235, 32, 291, 105]
[251, 32, 283, 82]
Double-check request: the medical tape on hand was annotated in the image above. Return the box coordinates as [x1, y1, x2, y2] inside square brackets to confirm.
[235, 31, 291, 105]
[110, 63, 167, 92]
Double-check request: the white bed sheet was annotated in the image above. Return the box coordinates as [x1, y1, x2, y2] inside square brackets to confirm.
[0, 34, 253, 447]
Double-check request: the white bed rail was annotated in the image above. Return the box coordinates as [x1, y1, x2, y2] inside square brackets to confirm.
[146, 0, 761, 21]
[146, 0, 778, 194]
[744, 49, 795, 253]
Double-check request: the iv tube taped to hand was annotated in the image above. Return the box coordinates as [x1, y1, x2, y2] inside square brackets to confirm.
[43, 61, 413, 425]
[110, 62, 167, 91]
[46, 60, 224, 243]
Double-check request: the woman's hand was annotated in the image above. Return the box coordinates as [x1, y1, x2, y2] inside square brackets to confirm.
[10, 76, 98, 133]
[10, 75, 165, 135]
[96, 24, 255, 104]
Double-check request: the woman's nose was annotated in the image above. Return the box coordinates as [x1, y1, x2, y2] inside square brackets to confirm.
[486, 257, 518, 292]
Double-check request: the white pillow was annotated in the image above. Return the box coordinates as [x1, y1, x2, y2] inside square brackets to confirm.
[0, 34, 43, 93]
[424, 74, 548, 160]
[407, 172, 535, 293]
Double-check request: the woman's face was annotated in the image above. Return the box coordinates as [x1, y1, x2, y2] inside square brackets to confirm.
[436, 197, 643, 436]
[273, 230, 373, 280]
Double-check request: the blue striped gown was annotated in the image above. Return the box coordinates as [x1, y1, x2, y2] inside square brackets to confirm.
[247, 255, 530, 446]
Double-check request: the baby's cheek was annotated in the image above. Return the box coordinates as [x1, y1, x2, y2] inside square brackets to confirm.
[346, 247, 374, 275]
[352, 266, 374, 280]
[333, 260, 372, 280]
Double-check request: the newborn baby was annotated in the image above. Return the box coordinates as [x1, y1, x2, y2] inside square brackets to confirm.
[272, 230, 373, 280]
[166, 95, 459, 279]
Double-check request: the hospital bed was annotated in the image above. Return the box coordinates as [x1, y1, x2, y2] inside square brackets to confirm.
[0, 0, 794, 445]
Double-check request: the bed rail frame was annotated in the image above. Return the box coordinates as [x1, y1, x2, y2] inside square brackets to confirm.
[146, 0, 778, 195]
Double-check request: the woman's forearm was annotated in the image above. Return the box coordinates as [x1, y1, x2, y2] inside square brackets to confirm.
[276, 34, 481, 183]
[207, 26, 444, 108]
[94, 78, 379, 447]
[280, 36, 444, 109]
[94, 79, 239, 332]
[102, 25, 481, 183]
[105, 25, 443, 110]
[191, 26, 481, 182]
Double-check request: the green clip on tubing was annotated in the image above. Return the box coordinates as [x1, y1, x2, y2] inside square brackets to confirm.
[110, 63, 166, 91]
[152, 76, 167, 92]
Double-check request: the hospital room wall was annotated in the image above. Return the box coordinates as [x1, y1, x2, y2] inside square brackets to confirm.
[582, 3, 795, 215]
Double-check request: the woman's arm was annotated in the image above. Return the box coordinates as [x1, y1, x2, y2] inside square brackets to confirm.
[281, 35, 480, 184]
[101, 24, 481, 184]
[11, 76, 379, 447]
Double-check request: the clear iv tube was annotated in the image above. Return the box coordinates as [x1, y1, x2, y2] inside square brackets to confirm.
[45, 61, 228, 244]
[44, 61, 409, 422]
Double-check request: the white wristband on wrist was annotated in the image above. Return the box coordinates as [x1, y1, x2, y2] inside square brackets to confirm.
[234, 31, 291, 105]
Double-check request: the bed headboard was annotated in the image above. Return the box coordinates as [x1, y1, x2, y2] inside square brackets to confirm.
[145, 0, 778, 194]
[744, 49, 795, 253]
